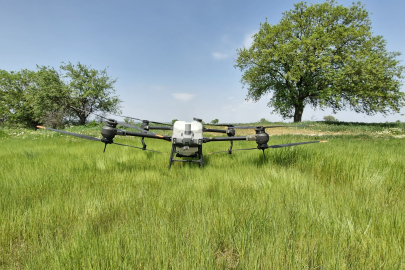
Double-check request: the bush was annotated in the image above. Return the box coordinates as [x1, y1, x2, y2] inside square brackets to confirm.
[85, 120, 99, 127]
[323, 115, 338, 122]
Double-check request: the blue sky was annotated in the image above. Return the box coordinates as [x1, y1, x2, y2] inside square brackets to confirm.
[1, 0, 404, 123]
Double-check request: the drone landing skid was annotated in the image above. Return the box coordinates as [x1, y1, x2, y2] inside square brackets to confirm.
[141, 137, 147, 150]
[228, 141, 233, 154]
[168, 144, 204, 168]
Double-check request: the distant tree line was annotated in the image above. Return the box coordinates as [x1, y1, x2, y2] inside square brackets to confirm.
[0, 62, 121, 128]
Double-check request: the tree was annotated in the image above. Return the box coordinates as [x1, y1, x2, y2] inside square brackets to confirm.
[28, 66, 69, 128]
[172, 119, 178, 124]
[260, 118, 268, 123]
[0, 68, 68, 128]
[323, 115, 338, 122]
[124, 117, 136, 125]
[61, 62, 121, 125]
[210, 119, 219, 124]
[1, 63, 122, 127]
[235, 1, 404, 122]
[0, 69, 39, 127]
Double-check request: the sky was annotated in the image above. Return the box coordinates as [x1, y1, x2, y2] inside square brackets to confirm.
[1, 0, 404, 123]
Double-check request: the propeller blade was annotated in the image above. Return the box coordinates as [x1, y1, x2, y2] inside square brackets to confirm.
[37, 126, 101, 141]
[70, 106, 154, 134]
[208, 140, 327, 154]
[70, 106, 110, 121]
[116, 122, 156, 135]
[112, 142, 165, 154]
[267, 140, 327, 148]
[232, 125, 309, 129]
[206, 124, 309, 129]
[208, 148, 257, 154]
[37, 126, 165, 153]
[107, 113, 173, 126]
[263, 125, 309, 128]
[231, 126, 256, 129]
[206, 123, 235, 127]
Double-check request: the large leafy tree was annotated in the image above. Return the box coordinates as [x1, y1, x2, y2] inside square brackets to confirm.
[0, 62, 122, 127]
[235, 1, 404, 122]
[61, 62, 121, 125]
[29, 66, 69, 127]
[0, 70, 38, 126]
[0, 68, 68, 127]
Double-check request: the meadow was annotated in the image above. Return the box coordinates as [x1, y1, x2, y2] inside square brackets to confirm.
[1, 122, 404, 269]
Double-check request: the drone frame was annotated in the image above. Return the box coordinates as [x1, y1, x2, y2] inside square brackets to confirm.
[37, 112, 327, 168]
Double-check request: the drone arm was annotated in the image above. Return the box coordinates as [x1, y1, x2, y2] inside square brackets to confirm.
[124, 131, 172, 141]
[203, 128, 227, 134]
[204, 136, 252, 142]
[148, 126, 173, 130]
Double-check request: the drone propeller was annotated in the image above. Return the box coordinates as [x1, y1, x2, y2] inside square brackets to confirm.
[206, 124, 310, 129]
[107, 113, 173, 126]
[116, 122, 156, 135]
[208, 140, 327, 154]
[232, 125, 307, 129]
[36, 126, 165, 154]
[70, 106, 155, 134]
[208, 147, 257, 154]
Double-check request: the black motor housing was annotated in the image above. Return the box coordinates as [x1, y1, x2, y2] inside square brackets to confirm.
[101, 119, 118, 144]
[255, 126, 269, 149]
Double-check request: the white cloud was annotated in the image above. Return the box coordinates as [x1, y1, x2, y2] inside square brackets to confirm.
[243, 32, 255, 48]
[212, 52, 228, 60]
[172, 93, 194, 101]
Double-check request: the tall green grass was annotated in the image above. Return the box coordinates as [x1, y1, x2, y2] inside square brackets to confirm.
[0, 127, 404, 268]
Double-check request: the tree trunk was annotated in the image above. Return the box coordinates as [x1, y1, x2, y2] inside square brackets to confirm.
[293, 102, 304, 122]
[79, 112, 87, 125]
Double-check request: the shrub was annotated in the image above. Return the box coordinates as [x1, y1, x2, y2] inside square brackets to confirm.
[323, 115, 338, 122]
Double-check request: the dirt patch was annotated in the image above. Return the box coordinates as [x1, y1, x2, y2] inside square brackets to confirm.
[215, 248, 239, 269]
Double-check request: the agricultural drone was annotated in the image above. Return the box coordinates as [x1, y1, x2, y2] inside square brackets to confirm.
[37, 109, 327, 168]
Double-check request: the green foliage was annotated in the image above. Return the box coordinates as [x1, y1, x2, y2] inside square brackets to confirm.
[235, 1, 404, 122]
[210, 119, 219, 124]
[85, 120, 99, 127]
[172, 119, 178, 124]
[124, 117, 136, 125]
[0, 69, 39, 127]
[260, 118, 268, 123]
[0, 129, 9, 138]
[61, 62, 122, 125]
[0, 62, 122, 127]
[29, 66, 69, 128]
[323, 115, 338, 122]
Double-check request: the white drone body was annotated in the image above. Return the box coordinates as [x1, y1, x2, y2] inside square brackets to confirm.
[171, 120, 204, 156]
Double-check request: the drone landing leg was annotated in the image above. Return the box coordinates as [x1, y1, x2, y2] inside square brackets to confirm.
[141, 137, 147, 150]
[198, 145, 204, 168]
[168, 144, 176, 168]
[262, 149, 266, 158]
[228, 141, 233, 154]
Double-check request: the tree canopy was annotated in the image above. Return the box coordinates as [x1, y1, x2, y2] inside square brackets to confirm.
[61, 62, 121, 125]
[0, 62, 121, 127]
[0, 69, 38, 127]
[235, 0, 404, 122]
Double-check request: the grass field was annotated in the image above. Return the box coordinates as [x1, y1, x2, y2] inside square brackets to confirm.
[1, 122, 404, 269]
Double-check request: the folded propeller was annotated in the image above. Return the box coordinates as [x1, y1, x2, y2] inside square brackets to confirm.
[208, 140, 327, 155]
[36, 121, 165, 154]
